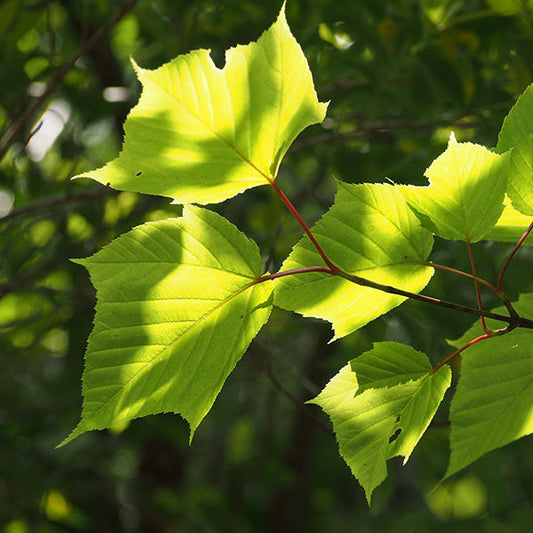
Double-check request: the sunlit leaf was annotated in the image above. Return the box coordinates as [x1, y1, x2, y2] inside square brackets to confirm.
[60, 206, 273, 446]
[72, 5, 327, 204]
[274, 182, 433, 339]
[310, 342, 451, 503]
[484, 195, 533, 243]
[497, 83, 533, 215]
[351, 341, 433, 394]
[400, 133, 509, 242]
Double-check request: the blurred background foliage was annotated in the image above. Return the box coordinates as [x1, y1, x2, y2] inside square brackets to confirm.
[1, 0, 533, 531]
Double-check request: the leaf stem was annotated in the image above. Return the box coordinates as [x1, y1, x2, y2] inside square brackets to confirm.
[466, 240, 490, 334]
[422, 261, 500, 297]
[432, 334, 492, 373]
[497, 220, 533, 292]
[268, 184, 533, 330]
[256, 266, 334, 283]
[335, 270, 533, 327]
[270, 181, 339, 272]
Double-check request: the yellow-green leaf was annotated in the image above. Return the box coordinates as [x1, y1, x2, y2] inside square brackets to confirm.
[73, 5, 327, 204]
[310, 342, 451, 503]
[484, 195, 533, 243]
[400, 133, 509, 242]
[274, 182, 434, 340]
[60, 206, 273, 446]
[497, 83, 533, 215]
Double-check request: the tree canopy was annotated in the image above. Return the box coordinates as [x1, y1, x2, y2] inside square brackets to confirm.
[2, 1, 533, 531]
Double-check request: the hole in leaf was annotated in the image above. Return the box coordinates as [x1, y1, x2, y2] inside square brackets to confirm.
[389, 428, 402, 443]
[135, 171, 143, 176]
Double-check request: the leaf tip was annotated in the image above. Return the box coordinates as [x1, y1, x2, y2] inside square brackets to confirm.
[279, 0, 288, 19]
[130, 56, 143, 76]
[319, 100, 330, 120]
[55, 421, 86, 449]
[363, 486, 376, 506]
[70, 257, 87, 267]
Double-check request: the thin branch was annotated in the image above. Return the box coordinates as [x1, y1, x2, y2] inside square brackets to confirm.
[0, 0, 139, 159]
[291, 117, 477, 152]
[422, 261, 501, 297]
[432, 334, 492, 373]
[335, 270, 533, 329]
[270, 181, 339, 272]
[291, 101, 513, 153]
[497, 220, 533, 292]
[466, 240, 490, 334]
[253, 265, 533, 328]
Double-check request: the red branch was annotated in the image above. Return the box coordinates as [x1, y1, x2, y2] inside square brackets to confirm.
[270, 181, 339, 272]
[497, 220, 533, 292]
[432, 334, 492, 373]
[466, 240, 489, 334]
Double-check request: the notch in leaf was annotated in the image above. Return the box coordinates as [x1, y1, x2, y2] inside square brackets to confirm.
[72, 4, 328, 205]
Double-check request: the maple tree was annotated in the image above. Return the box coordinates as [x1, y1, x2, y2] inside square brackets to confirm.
[61, 5, 533, 503]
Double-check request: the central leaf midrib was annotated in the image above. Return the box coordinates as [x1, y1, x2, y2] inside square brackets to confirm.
[147, 69, 273, 184]
[87, 279, 262, 419]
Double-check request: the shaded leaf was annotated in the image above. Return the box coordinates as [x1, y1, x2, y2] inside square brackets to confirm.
[60, 206, 272, 446]
[447, 329, 533, 478]
[274, 182, 433, 340]
[72, 5, 327, 204]
[310, 342, 451, 503]
[400, 133, 509, 242]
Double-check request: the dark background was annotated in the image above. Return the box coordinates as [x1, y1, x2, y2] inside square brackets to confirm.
[1, 0, 533, 531]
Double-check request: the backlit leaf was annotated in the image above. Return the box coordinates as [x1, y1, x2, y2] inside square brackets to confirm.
[447, 294, 533, 477]
[310, 342, 451, 503]
[400, 133, 509, 242]
[351, 341, 433, 394]
[447, 329, 533, 478]
[60, 206, 273, 446]
[274, 182, 433, 340]
[484, 195, 533, 243]
[497, 83, 533, 215]
[72, 5, 327, 204]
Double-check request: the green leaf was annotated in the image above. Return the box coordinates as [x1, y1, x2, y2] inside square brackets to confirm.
[447, 329, 533, 478]
[274, 182, 434, 340]
[60, 206, 273, 446]
[497, 83, 533, 215]
[400, 133, 509, 242]
[310, 342, 451, 503]
[350, 341, 433, 394]
[72, 5, 327, 204]
[447, 294, 533, 476]
[484, 195, 533, 243]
